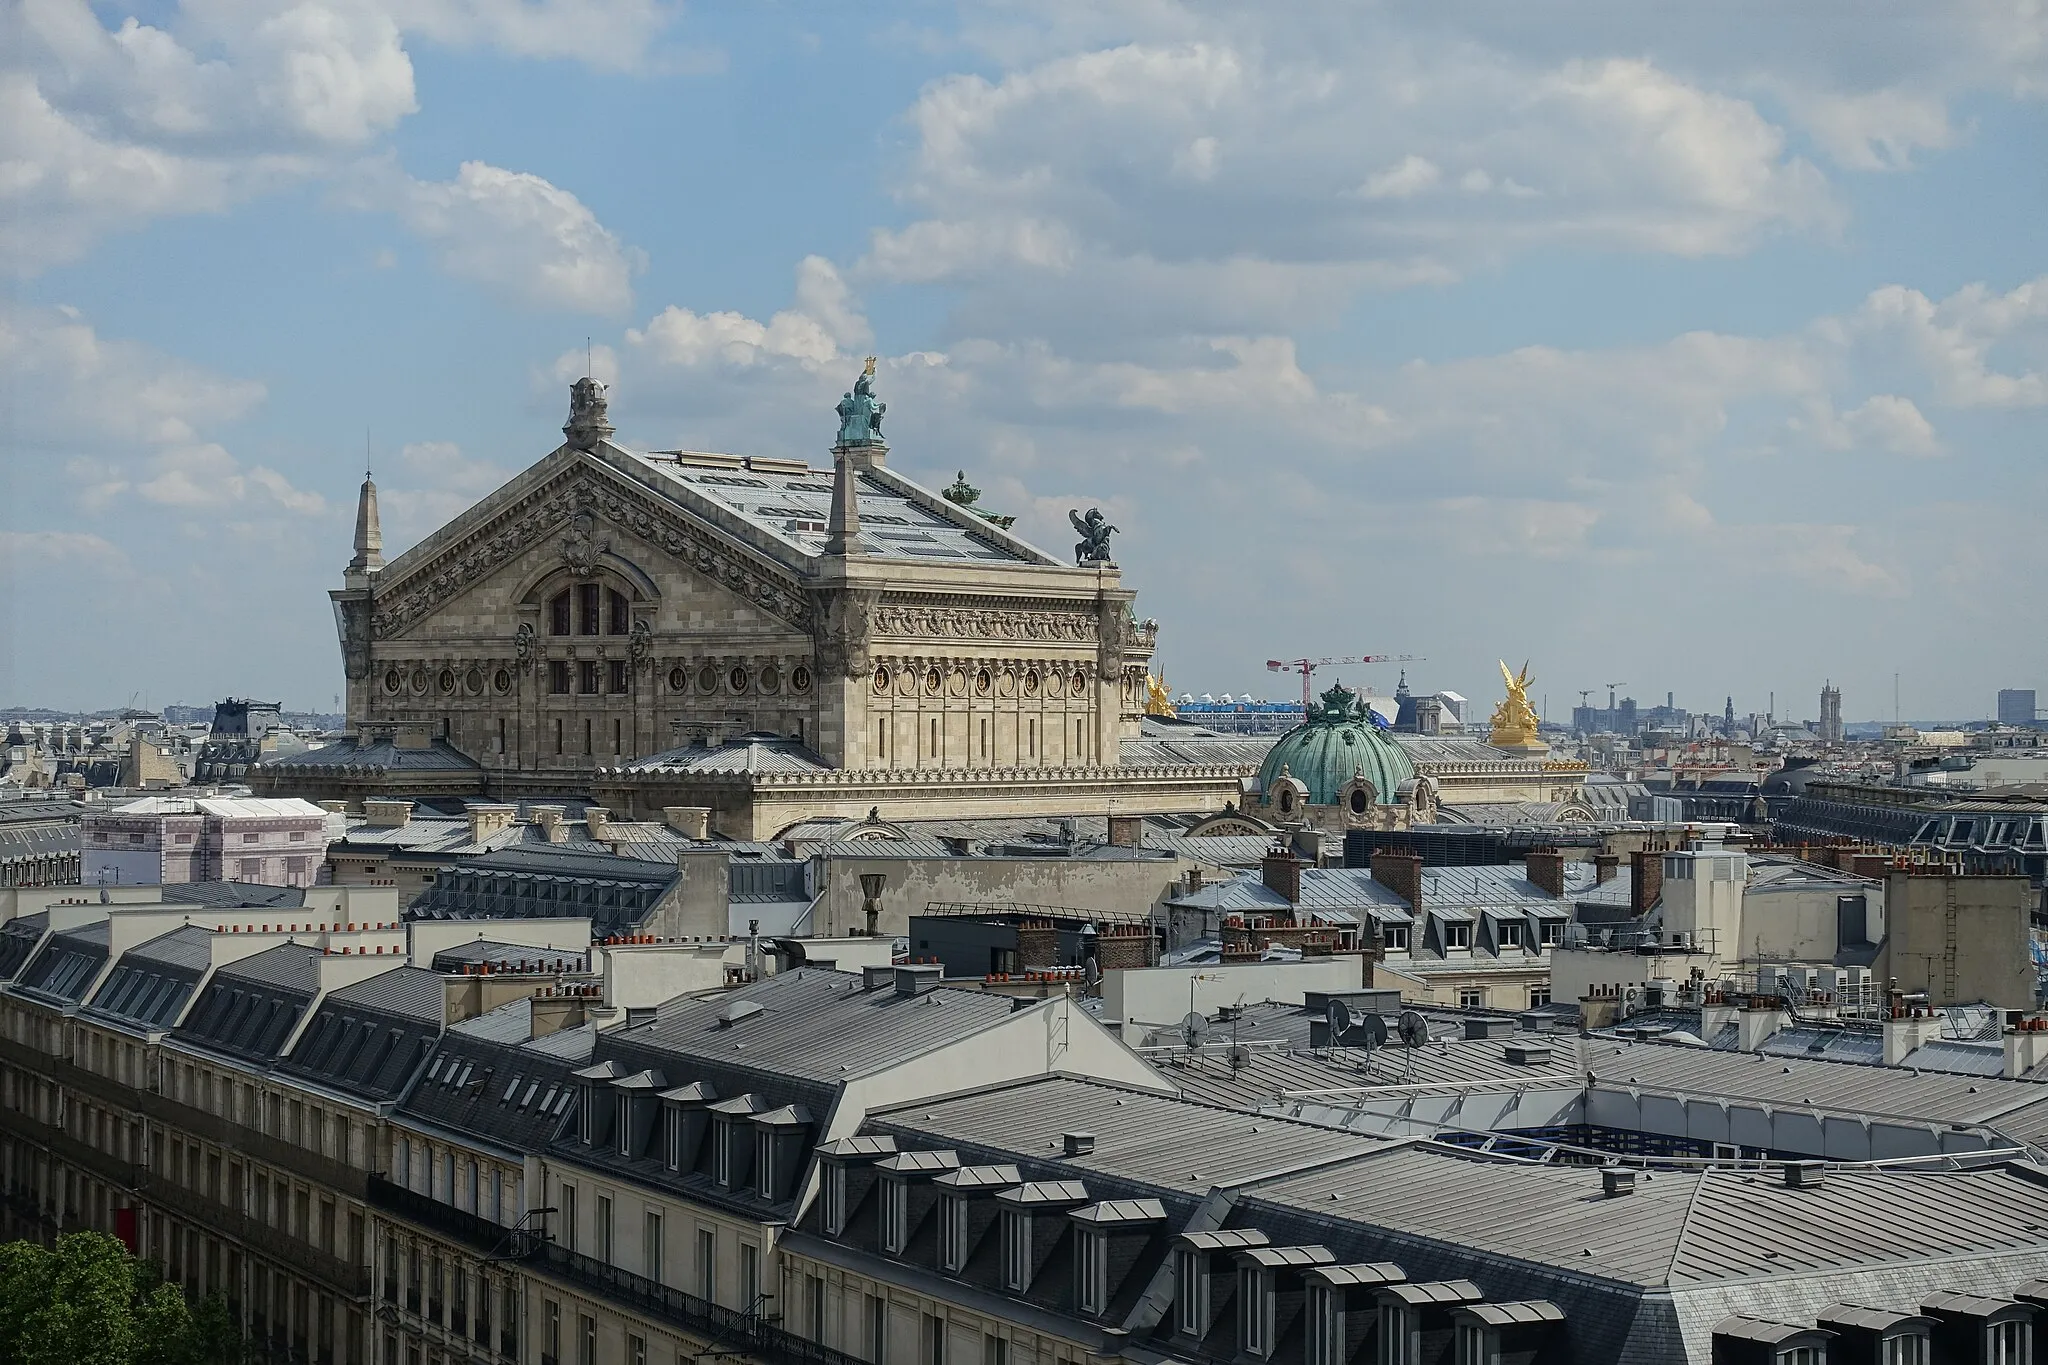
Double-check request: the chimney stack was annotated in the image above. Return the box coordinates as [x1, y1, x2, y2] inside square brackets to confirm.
[1370, 847, 1424, 914]
[663, 807, 711, 841]
[1261, 844, 1302, 905]
[1630, 850, 1664, 916]
[1525, 848, 1566, 899]
[1106, 815, 1143, 849]
[1593, 852, 1620, 885]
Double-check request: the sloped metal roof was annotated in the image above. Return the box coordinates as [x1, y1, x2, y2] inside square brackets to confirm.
[868, 1075, 1390, 1193]
[613, 734, 832, 776]
[625, 968, 1019, 1083]
[627, 454, 1049, 566]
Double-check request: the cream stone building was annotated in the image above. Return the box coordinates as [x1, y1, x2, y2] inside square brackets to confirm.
[256, 371, 1253, 836]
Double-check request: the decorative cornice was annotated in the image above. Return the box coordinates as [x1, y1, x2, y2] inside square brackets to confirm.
[595, 762, 1253, 789]
[369, 464, 812, 640]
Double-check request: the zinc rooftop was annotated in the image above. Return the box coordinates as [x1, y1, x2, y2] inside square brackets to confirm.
[2, 876, 2048, 1364]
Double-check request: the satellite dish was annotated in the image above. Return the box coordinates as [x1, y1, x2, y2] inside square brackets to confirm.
[1181, 1011, 1211, 1049]
[1327, 1000, 1387, 1049]
[1396, 1011, 1430, 1049]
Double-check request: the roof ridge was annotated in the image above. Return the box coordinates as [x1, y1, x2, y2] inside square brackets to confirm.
[1666, 1165, 1715, 1286]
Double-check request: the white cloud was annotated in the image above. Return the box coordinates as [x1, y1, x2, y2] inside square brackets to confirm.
[396, 0, 681, 71]
[0, 0, 681, 273]
[386, 160, 642, 314]
[1854, 277, 2048, 407]
[629, 256, 865, 370]
[1357, 155, 1441, 200]
[0, 301, 322, 516]
[0, 530, 129, 569]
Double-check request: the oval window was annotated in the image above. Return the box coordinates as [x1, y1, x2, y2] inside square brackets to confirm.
[1024, 671, 1040, 697]
[729, 666, 751, 694]
[410, 667, 430, 694]
[873, 666, 892, 694]
[1279, 789, 1295, 813]
[790, 665, 811, 693]
[1069, 672, 1087, 698]
[465, 668, 485, 695]
[668, 667, 688, 692]
[975, 669, 992, 697]
[759, 664, 781, 694]
[383, 669, 403, 695]
[698, 664, 720, 694]
[493, 669, 513, 694]
[924, 667, 942, 694]
[1348, 789, 1370, 815]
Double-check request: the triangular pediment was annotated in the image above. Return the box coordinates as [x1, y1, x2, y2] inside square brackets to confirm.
[369, 444, 815, 640]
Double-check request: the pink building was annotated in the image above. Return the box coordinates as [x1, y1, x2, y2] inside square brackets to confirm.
[82, 796, 336, 888]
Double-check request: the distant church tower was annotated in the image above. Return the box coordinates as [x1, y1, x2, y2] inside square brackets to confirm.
[1818, 681, 1843, 745]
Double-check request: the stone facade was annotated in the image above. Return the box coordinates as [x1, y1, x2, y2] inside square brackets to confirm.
[264, 376, 1247, 835]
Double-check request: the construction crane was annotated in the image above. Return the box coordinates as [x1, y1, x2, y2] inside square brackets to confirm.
[1577, 690, 1593, 709]
[1265, 655, 1424, 710]
[1604, 681, 1626, 712]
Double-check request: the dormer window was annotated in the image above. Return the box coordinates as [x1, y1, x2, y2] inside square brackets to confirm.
[1237, 1264, 1272, 1357]
[823, 1164, 848, 1235]
[1306, 1285, 1338, 1365]
[938, 1194, 969, 1274]
[1001, 1210, 1030, 1291]
[617, 1093, 633, 1157]
[664, 1110, 683, 1171]
[1445, 923, 1472, 950]
[716, 1120, 736, 1187]
[880, 1180, 909, 1255]
[1175, 1249, 1207, 1336]
[1381, 925, 1409, 952]
[1380, 1303, 1412, 1365]
[1076, 1228, 1109, 1315]
[755, 1128, 776, 1200]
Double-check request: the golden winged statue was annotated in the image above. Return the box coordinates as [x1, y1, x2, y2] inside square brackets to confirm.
[1488, 659, 1543, 748]
[1144, 674, 1177, 718]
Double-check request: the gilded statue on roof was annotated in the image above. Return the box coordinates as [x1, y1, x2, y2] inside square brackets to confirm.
[1488, 659, 1544, 749]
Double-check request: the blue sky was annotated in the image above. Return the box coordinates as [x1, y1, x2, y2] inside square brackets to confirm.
[4, 2, 2045, 723]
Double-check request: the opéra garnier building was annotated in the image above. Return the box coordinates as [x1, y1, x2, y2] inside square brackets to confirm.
[258, 364, 1248, 835]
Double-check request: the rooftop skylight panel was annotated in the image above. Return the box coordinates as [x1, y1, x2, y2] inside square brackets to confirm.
[428, 1057, 445, 1081]
[503, 1075, 524, 1103]
[553, 1090, 574, 1115]
[537, 1084, 555, 1110]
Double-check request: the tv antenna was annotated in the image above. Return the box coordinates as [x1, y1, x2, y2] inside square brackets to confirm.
[1180, 1010, 1211, 1051]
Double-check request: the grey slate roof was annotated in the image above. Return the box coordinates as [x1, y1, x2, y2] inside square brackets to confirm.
[175, 943, 322, 1062]
[281, 966, 446, 1099]
[624, 968, 1019, 1083]
[0, 912, 50, 980]
[16, 921, 110, 1002]
[85, 925, 213, 1029]
[400, 1016, 598, 1154]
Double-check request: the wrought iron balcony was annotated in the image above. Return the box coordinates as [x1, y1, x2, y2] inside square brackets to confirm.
[532, 1243, 867, 1365]
[366, 1175, 530, 1258]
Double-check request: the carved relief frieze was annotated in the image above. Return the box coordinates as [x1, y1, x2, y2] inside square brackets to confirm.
[370, 468, 811, 640]
[869, 595, 1099, 644]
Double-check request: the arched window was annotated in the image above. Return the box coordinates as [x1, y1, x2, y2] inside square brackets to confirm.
[548, 584, 632, 637]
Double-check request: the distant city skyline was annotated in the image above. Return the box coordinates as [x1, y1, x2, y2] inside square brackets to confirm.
[3, 4, 2044, 717]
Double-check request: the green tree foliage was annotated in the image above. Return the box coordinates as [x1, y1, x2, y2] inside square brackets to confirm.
[0, 1233, 243, 1365]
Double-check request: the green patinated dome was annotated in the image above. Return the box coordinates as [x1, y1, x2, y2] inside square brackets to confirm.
[1258, 684, 1415, 807]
